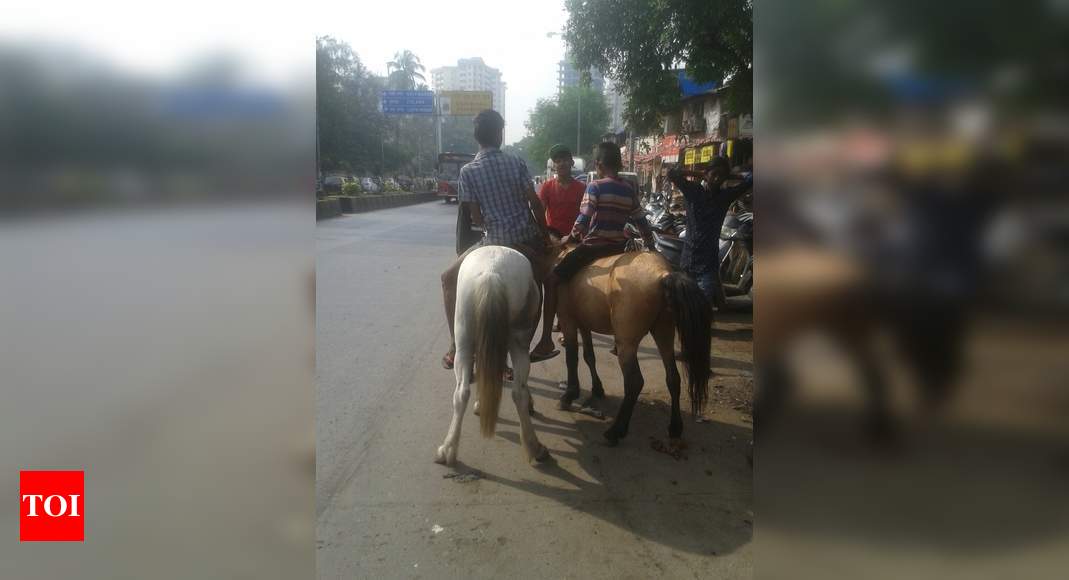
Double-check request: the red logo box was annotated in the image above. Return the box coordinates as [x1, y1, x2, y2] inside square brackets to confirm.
[19, 470, 84, 542]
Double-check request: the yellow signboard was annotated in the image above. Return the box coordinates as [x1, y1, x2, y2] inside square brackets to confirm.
[438, 91, 493, 116]
[684, 148, 697, 165]
[700, 145, 714, 162]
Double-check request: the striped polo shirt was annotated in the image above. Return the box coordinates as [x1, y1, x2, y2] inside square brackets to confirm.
[570, 177, 648, 245]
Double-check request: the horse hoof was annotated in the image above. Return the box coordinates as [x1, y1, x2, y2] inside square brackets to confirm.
[532, 444, 551, 463]
[603, 431, 620, 447]
[591, 389, 605, 399]
[473, 400, 481, 416]
[434, 445, 455, 466]
[557, 398, 572, 411]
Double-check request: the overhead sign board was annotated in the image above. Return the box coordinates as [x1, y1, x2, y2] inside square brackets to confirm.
[381, 90, 435, 115]
[438, 91, 493, 117]
[684, 148, 697, 165]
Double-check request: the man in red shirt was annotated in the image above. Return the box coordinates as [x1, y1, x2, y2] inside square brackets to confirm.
[531, 144, 586, 361]
[538, 144, 586, 237]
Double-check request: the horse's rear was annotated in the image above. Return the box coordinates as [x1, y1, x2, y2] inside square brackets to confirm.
[435, 245, 549, 466]
[556, 248, 712, 444]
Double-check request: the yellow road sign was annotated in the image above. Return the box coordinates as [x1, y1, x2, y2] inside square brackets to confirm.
[438, 91, 493, 116]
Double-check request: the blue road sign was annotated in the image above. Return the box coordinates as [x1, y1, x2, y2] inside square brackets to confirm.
[381, 90, 435, 115]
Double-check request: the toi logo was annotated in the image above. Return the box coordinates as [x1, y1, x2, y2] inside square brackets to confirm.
[19, 471, 84, 542]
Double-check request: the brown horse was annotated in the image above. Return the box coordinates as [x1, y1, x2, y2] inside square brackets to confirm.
[554, 246, 713, 445]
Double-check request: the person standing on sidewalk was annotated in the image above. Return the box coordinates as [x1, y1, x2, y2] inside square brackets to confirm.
[667, 156, 752, 309]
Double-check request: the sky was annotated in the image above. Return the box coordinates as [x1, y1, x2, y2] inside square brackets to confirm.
[2, 0, 571, 145]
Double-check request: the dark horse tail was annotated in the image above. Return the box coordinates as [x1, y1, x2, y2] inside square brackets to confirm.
[662, 271, 713, 415]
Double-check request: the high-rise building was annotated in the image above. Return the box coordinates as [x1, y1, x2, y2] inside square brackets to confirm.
[604, 78, 627, 134]
[557, 54, 605, 95]
[430, 57, 506, 120]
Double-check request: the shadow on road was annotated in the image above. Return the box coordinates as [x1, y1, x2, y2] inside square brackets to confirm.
[481, 385, 753, 558]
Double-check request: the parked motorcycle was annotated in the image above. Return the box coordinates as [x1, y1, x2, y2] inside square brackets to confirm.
[717, 193, 754, 304]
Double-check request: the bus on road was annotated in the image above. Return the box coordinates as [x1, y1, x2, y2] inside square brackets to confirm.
[436, 152, 475, 204]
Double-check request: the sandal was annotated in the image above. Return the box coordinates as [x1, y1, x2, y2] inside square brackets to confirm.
[442, 352, 455, 370]
[530, 348, 560, 363]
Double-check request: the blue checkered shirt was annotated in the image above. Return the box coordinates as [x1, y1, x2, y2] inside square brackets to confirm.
[458, 148, 540, 245]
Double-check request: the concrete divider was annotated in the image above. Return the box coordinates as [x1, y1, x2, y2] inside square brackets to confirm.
[320, 193, 438, 217]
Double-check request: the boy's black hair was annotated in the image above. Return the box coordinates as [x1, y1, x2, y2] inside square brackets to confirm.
[473, 109, 504, 147]
[594, 141, 623, 172]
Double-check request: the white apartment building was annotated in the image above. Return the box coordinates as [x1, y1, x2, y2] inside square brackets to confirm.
[430, 57, 506, 120]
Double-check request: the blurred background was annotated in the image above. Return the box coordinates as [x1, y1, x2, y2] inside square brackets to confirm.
[756, 0, 1069, 578]
[0, 3, 314, 578]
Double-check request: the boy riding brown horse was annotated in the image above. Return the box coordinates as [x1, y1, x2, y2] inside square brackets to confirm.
[540, 142, 714, 445]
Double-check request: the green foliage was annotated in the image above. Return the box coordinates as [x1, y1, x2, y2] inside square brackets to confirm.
[523, 85, 610, 169]
[341, 181, 363, 196]
[439, 116, 479, 156]
[317, 38, 436, 177]
[502, 135, 541, 176]
[563, 0, 753, 132]
[317, 36, 386, 174]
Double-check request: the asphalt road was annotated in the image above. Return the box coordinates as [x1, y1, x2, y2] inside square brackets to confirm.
[316, 201, 753, 579]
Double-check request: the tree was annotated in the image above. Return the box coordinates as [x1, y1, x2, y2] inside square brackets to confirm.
[316, 36, 387, 174]
[386, 50, 426, 90]
[523, 85, 610, 168]
[563, 0, 752, 133]
[503, 135, 541, 177]
[439, 116, 479, 156]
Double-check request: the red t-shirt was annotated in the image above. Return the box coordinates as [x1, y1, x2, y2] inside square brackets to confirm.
[537, 177, 586, 235]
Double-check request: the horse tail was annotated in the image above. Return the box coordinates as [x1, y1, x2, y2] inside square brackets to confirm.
[474, 274, 509, 438]
[662, 271, 713, 416]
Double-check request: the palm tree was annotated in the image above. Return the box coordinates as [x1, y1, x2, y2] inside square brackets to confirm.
[386, 50, 426, 90]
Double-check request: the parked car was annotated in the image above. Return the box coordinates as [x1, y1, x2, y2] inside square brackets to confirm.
[322, 175, 345, 194]
[360, 177, 380, 194]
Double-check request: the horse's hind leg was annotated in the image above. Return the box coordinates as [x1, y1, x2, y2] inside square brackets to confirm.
[653, 319, 684, 440]
[509, 338, 550, 463]
[435, 349, 473, 466]
[604, 339, 644, 446]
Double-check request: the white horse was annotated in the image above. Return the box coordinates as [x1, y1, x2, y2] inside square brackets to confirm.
[434, 245, 551, 466]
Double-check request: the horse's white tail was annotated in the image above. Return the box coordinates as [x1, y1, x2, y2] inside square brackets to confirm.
[474, 274, 509, 437]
